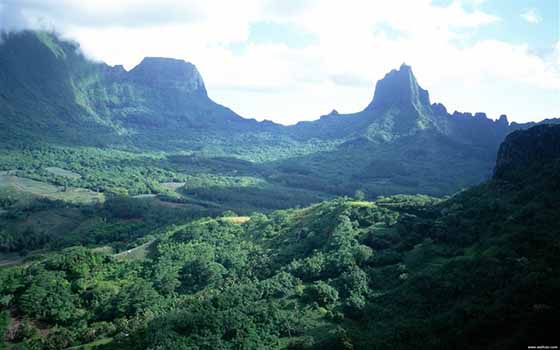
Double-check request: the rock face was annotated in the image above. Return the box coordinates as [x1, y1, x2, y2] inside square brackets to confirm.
[0, 30, 260, 145]
[494, 124, 560, 179]
[366, 63, 431, 111]
[128, 57, 207, 95]
[355, 63, 438, 139]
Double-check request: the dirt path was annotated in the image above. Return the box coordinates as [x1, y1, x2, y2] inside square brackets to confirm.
[113, 240, 156, 260]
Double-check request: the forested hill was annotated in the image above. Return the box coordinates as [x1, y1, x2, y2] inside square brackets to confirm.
[0, 124, 558, 350]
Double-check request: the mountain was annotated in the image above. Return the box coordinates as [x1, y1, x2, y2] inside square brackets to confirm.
[1, 30, 553, 148]
[0, 30, 273, 148]
[0, 30, 559, 349]
[276, 64, 558, 196]
[289, 63, 513, 147]
[1, 30, 558, 198]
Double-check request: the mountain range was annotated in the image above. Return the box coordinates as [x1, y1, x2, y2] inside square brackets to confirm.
[1, 29, 559, 350]
[0, 30, 558, 197]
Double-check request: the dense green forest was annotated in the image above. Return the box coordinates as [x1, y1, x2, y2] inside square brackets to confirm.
[1, 125, 559, 349]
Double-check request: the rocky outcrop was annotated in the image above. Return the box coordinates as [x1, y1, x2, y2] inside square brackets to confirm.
[366, 63, 431, 111]
[128, 57, 207, 95]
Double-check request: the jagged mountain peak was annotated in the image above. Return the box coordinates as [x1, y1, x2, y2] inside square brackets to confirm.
[329, 109, 339, 115]
[128, 56, 207, 94]
[497, 114, 509, 125]
[366, 63, 431, 111]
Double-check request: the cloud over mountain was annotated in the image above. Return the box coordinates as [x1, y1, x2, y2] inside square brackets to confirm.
[1, 0, 557, 124]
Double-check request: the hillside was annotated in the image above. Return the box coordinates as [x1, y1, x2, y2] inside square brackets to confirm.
[0, 31, 278, 149]
[1, 124, 559, 349]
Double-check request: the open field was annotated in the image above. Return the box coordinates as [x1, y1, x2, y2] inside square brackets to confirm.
[45, 166, 82, 179]
[221, 216, 251, 224]
[66, 337, 113, 349]
[161, 182, 186, 191]
[0, 175, 104, 204]
[113, 240, 155, 261]
[348, 200, 376, 207]
[132, 194, 157, 199]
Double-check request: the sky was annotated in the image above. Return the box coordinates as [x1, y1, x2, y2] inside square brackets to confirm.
[0, 0, 558, 125]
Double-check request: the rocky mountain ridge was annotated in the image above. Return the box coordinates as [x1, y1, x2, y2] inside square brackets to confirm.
[1, 30, 558, 197]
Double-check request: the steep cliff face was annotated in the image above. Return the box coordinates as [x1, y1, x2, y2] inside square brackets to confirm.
[494, 124, 560, 180]
[128, 57, 207, 95]
[94, 56, 244, 131]
[0, 30, 119, 145]
[289, 63, 526, 146]
[366, 63, 431, 111]
[0, 31, 262, 146]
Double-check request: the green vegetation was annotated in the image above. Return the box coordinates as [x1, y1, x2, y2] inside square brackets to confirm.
[1, 152, 558, 348]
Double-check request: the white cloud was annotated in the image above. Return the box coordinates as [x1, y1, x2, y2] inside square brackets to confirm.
[0, 0, 558, 124]
[521, 8, 542, 24]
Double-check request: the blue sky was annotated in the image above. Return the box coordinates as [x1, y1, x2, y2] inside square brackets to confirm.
[1, 0, 558, 124]
[462, 0, 557, 50]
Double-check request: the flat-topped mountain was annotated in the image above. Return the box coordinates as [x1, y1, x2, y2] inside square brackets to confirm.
[128, 57, 207, 94]
[0, 31, 269, 147]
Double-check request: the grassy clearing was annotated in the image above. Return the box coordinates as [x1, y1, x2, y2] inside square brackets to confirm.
[161, 182, 186, 191]
[132, 194, 157, 199]
[0, 175, 103, 204]
[113, 240, 155, 261]
[348, 201, 375, 208]
[221, 216, 251, 224]
[48, 188, 105, 204]
[45, 167, 81, 179]
[66, 337, 113, 349]
[91, 246, 114, 254]
[0, 175, 58, 194]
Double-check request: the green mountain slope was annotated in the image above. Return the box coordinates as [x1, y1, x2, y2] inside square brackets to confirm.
[0, 31, 119, 145]
[0, 31, 278, 148]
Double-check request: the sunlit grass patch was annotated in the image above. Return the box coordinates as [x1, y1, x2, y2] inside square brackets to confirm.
[0, 175, 104, 204]
[348, 201, 375, 207]
[221, 216, 251, 224]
